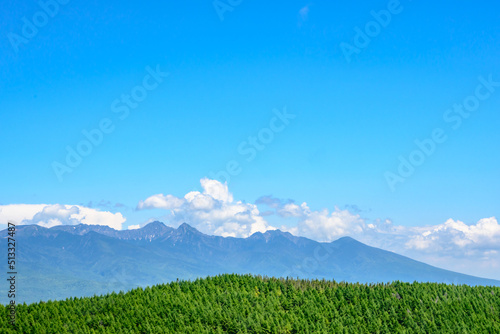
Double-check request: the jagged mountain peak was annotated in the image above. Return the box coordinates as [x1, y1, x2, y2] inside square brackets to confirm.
[140, 221, 169, 233]
[249, 229, 306, 245]
[51, 223, 116, 235]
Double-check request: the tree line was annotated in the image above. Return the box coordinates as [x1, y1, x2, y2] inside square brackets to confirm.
[1, 274, 499, 333]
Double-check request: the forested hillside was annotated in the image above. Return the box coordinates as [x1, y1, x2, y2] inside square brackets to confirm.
[2, 274, 499, 333]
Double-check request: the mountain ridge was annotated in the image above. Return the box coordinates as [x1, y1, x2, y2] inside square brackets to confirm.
[1, 221, 499, 305]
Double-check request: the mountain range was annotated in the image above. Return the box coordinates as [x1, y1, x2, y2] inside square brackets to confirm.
[1, 221, 499, 304]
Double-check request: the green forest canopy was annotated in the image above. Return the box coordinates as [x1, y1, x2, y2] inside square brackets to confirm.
[2, 274, 499, 333]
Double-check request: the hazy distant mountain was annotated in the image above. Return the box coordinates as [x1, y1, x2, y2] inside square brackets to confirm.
[1, 222, 499, 304]
[50, 221, 174, 240]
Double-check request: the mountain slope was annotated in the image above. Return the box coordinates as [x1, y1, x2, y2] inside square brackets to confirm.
[1, 222, 498, 304]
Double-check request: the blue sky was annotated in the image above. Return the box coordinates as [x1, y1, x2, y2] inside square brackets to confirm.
[1, 0, 499, 278]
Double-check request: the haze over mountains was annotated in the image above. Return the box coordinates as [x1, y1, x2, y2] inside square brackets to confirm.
[2, 222, 499, 305]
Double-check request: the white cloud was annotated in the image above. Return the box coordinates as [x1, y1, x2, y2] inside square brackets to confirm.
[296, 207, 365, 241]
[29, 204, 80, 228]
[199, 178, 233, 203]
[137, 178, 275, 238]
[72, 206, 126, 230]
[278, 202, 308, 218]
[137, 194, 184, 210]
[141, 185, 499, 270]
[298, 5, 310, 25]
[256, 196, 365, 241]
[255, 195, 500, 279]
[0, 204, 47, 224]
[128, 224, 141, 230]
[275, 202, 365, 242]
[353, 218, 500, 279]
[0, 204, 126, 230]
[405, 217, 500, 253]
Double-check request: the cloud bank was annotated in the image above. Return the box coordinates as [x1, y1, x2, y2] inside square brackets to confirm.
[1, 179, 497, 278]
[0, 204, 126, 230]
[137, 179, 499, 279]
[137, 178, 274, 237]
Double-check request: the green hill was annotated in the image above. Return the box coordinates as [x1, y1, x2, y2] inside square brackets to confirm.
[2, 274, 499, 333]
